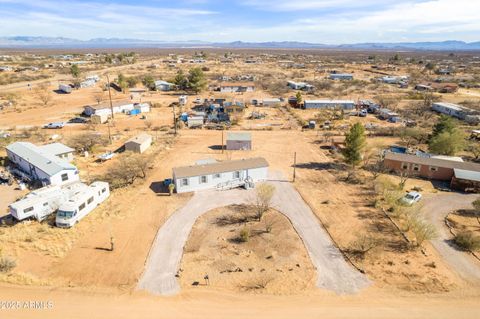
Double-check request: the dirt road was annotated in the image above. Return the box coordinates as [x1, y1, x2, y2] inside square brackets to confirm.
[137, 172, 370, 296]
[422, 193, 480, 283]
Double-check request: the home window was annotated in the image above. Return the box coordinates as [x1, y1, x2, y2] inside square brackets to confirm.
[200, 176, 207, 184]
[61, 173, 68, 181]
[43, 202, 48, 207]
[24, 207, 34, 213]
[401, 162, 409, 170]
[87, 197, 94, 204]
[412, 164, 421, 172]
[233, 171, 240, 179]
[213, 173, 221, 179]
[102, 188, 106, 193]
[182, 178, 189, 186]
[429, 166, 438, 172]
[79, 203, 86, 211]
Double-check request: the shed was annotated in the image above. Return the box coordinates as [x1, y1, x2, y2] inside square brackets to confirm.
[91, 113, 109, 124]
[124, 133, 152, 154]
[226, 132, 252, 150]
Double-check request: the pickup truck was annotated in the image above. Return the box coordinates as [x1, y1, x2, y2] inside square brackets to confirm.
[43, 122, 65, 129]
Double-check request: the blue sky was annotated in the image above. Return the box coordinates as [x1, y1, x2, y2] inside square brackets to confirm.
[0, 0, 479, 43]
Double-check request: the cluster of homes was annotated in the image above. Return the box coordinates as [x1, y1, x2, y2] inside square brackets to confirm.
[58, 74, 100, 93]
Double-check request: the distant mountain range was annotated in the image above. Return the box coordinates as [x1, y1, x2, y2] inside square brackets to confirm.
[1, 36, 480, 51]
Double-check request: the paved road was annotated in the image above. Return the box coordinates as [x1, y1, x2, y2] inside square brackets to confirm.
[422, 193, 480, 283]
[137, 174, 370, 295]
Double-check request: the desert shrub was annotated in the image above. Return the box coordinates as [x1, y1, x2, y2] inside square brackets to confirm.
[348, 234, 381, 259]
[254, 183, 275, 221]
[101, 153, 153, 189]
[239, 227, 250, 243]
[407, 214, 437, 247]
[454, 231, 480, 251]
[0, 256, 16, 273]
[68, 132, 109, 152]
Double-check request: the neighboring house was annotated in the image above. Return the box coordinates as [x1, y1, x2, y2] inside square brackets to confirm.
[219, 82, 255, 93]
[329, 73, 353, 80]
[261, 98, 282, 106]
[224, 102, 245, 114]
[287, 81, 314, 91]
[303, 100, 355, 110]
[172, 157, 269, 193]
[383, 151, 480, 192]
[380, 75, 409, 84]
[124, 133, 152, 154]
[6, 142, 80, 186]
[38, 143, 75, 162]
[415, 82, 458, 93]
[378, 108, 399, 120]
[431, 102, 480, 124]
[226, 132, 252, 150]
[155, 80, 175, 91]
[83, 101, 149, 117]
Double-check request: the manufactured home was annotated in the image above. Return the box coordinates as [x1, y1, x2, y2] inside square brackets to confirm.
[287, 81, 314, 91]
[432, 102, 468, 120]
[226, 132, 252, 150]
[6, 142, 79, 186]
[172, 157, 269, 193]
[155, 80, 175, 91]
[303, 100, 355, 110]
[329, 73, 353, 80]
[219, 82, 255, 93]
[261, 98, 282, 106]
[124, 133, 152, 153]
[55, 181, 110, 228]
[39, 143, 75, 162]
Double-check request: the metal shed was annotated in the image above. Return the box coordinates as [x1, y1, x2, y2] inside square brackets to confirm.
[226, 132, 252, 150]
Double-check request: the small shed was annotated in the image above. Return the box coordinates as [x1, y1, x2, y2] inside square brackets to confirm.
[226, 132, 252, 150]
[124, 133, 152, 154]
[91, 113, 109, 124]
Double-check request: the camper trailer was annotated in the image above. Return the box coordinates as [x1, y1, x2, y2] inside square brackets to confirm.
[9, 182, 86, 221]
[58, 84, 72, 94]
[55, 181, 110, 228]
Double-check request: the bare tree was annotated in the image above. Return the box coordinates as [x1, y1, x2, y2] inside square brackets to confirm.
[34, 82, 52, 107]
[253, 183, 275, 221]
[408, 214, 437, 248]
[93, 90, 105, 104]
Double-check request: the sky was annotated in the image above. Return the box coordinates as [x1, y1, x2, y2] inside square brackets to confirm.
[0, 0, 479, 43]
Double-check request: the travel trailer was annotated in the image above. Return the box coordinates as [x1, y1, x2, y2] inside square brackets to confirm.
[9, 182, 86, 221]
[55, 181, 110, 228]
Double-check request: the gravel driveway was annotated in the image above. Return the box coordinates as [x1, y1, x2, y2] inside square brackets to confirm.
[137, 174, 370, 295]
[422, 193, 480, 283]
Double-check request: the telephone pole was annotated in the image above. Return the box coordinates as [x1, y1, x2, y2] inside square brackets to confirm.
[173, 103, 177, 136]
[106, 74, 115, 123]
[293, 152, 297, 182]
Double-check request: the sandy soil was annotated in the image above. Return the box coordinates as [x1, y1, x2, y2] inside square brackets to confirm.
[180, 206, 316, 295]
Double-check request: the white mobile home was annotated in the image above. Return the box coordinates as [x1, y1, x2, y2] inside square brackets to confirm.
[124, 133, 152, 153]
[303, 100, 356, 110]
[6, 142, 79, 186]
[55, 181, 110, 228]
[39, 143, 75, 162]
[219, 82, 255, 93]
[329, 73, 353, 80]
[261, 98, 282, 106]
[155, 80, 175, 91]
[432, 102, 467, 119]
[83, 101, 132, 117]
[287, 81, 314, 91]
[172, 157, 269, 193]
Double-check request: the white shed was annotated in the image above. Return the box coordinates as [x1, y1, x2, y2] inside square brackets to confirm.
[124, 133, 152, 153]
[173, 157, 269, 193]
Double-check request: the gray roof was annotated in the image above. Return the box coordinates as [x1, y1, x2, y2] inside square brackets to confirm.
[173, 157, 268, 179]
[454, 169, 480, 182]
[39, 143, 74, 156]
[385, 152, 480, 171]
[227, 132, 252, 141]
[125, 133, 152, 145]
[6, 142, 77, 176]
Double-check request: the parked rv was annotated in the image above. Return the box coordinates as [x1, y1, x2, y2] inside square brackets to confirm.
[55, 181, 110, 228]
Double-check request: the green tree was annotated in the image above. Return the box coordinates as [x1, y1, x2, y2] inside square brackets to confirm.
[295, 91, 303, 105]
[342, 123, 367, 168]
[432, 115, 456, 137]
[187, 67, 207, 93]
[70, 64, 80, 78]
[126, 76, 139, 88]
[429, 129, 465, 156]
[174, 70, 188, 90]
[142, 75, 156, 91]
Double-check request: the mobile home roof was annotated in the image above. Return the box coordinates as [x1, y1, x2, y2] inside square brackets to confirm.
[173, 157, 268, 179]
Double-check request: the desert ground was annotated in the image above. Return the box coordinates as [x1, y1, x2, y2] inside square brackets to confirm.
[1, 48, 480, 318]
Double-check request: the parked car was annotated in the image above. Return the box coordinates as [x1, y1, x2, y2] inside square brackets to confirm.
[43, 122, 65, 129]
[359, 109, 368, 117]
[68, 117, 88, 124]
[194, 98, 202, 104]
[400, 191, 422, 205]
[98, 151, 115, 161]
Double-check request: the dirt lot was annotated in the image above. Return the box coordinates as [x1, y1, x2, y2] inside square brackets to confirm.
[180, 206, 316, 295]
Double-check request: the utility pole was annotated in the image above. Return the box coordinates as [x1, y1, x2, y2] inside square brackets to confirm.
[293, 152, 297, 182]
[221, 126, 224, 154]
[106, 74, 115, 123]
[173, 103, 177, 136]
[107, 122, 112, 145]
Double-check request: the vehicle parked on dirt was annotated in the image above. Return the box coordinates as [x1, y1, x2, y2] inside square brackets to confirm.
[43, 122, 65, 129]
[400, 191, 422, 205]
[68, 117, 88, 124]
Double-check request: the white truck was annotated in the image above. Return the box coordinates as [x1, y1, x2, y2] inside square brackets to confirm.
[55, 181, 110, 228]
[9, 182, 86, 221]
